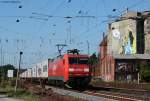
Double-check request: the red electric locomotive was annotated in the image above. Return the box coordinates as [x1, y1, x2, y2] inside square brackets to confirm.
[48, 49, 91, 88]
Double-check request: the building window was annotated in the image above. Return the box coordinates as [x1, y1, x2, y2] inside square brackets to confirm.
[109, 59, 111, 74]
[103, 63, 105, 75]
[107, 61, 108, 75]
[110, 59, 112, 74]
[147, 20, 149, 24]
[105, 61, 106, 75]
[101, 63, 103, 75]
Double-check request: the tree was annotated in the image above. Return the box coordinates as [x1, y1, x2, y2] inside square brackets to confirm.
[139, 63, 150, 82]
[88, 53, 99, 74]
[0, 64, 16, 81]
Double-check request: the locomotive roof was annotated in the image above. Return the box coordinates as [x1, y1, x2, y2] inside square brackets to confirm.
[64, 53, 89, 57]
[52, 53, 89, 60]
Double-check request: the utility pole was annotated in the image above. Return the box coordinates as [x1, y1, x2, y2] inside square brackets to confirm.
[68, 20, 72, 44]
[0, 39, 3, 84]
[1, 46, 2, 66]
[15, 51, 23, 93]
[0, 40, 2, 66]
[56, 44, 67, 56]
[138, 72, 140, 84]
[87, 40, 90, 55]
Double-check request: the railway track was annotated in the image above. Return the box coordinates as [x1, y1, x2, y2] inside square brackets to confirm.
[22, 81, 150, 101]
[88, 85, 150, 100]
[46, 85, 150, 101]
[83, 90, 148, 101]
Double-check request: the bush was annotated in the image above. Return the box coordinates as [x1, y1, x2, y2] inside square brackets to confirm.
[140, 64, 150, 83]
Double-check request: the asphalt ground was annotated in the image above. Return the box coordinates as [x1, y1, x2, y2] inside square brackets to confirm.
[0, 95, 24, 101]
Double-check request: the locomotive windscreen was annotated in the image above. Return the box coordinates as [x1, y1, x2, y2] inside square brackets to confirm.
[69, 57, 88, 64]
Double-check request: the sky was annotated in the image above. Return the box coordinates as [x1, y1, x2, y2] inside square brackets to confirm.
[0, 0, 150, 68]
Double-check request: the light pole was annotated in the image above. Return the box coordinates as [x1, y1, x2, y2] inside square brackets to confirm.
[15, 51, 23, 93]
[87, 40, 90, 55]
[18, 51, 23, 77]
[0, 40, 3, 85]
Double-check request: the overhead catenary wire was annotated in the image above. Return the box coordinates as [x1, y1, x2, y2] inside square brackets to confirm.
[26, 1, 67, 64]
[126, 0, 146, 10]
[34, 0, 67, 37]
[0, 15, 48, 21]
[0, 0, 149, 67]
[0, 0, 21, 3]
[116, 0, 147, 16]
[77, 0, 86, 15]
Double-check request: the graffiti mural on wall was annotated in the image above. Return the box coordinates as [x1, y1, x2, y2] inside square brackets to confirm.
[115, 62, 137, 82]
[124, 30, 135, 54]
[116, 63, 134, 72]
[111, 21, 136, 54]
[112, 29, 120, 40]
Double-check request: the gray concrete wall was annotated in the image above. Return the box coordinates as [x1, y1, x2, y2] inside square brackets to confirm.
[107, 19, 137, 55]
[144, 17, 150, 54]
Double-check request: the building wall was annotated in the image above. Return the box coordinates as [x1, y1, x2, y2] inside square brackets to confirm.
[100, 44, 115, 81]
[99, 19, 138, 81]
[99, 11, 148, 82]
[100, 54, 115, 81]
[109, 19, 137, 55]
[144, 17, 150, 53]
[115, 60, 138, 82]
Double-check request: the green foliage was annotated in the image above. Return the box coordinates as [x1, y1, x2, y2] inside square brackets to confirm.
[0, 64, 16, 80]
[140, 64, 150, 82]
[88, 53, 99, 73]
[90, 78, 103, 85]
[1, 84, 40, 101]
[88, 52, 98, 66]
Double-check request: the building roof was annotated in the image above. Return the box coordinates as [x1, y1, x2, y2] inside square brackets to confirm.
[99, 35, 107, 46]
[113, 54, 150, 60]
[122, 11, 141, 18]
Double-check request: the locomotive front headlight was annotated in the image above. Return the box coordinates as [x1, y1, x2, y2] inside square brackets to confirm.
[69, 68, 74, 72]
[84, 68, 89, 72]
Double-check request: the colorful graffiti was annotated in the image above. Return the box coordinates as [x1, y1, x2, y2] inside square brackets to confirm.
[111, 20, 136, 54]
[123, 30, 135, 54]
[112, 29, 120, 39]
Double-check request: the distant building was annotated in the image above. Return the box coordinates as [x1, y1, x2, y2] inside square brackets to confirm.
[99, 11, 150, 82]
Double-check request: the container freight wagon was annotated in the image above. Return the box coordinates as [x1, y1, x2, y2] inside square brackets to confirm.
[20, 49, 91, 88]
[20, 72, 25, 78]
[36, 63, 42, 78]
[36, 60, 48, 79]
[32, 65, 37, 78]
[41, 60, 48, 78]
[27, 68, 32, 78]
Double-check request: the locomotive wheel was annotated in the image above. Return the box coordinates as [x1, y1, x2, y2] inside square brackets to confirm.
[66, 77, 91, 89]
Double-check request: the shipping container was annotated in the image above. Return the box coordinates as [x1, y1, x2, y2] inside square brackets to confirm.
[41, 59, 48, 78]
[32, 65, 37, 78]
[27, 68, 32, 78]
[36, 63, 42, 78]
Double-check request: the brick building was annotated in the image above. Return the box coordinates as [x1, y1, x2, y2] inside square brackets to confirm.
[99, 11, 150, 82]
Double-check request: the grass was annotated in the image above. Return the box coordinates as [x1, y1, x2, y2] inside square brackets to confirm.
[0, 81, 40, 101]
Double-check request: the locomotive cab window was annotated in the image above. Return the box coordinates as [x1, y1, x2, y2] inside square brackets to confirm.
[79, 58, 88, 64]
[69, 57, 88, 64]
